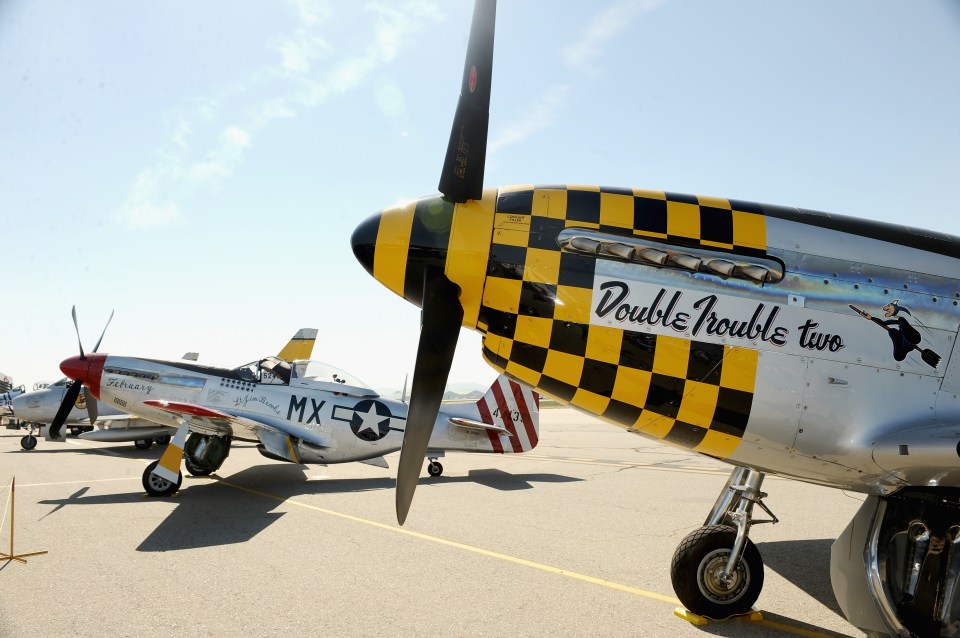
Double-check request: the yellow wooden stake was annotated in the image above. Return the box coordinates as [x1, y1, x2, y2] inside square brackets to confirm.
[0, 477, 48, 564]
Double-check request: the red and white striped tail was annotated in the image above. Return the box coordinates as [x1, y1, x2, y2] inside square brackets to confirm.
[476, 376, 539, 453]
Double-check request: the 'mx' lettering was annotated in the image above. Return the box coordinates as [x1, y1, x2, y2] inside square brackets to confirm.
[287, 395, 325, 424]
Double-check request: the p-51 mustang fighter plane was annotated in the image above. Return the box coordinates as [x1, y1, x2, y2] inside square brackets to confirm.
[51, 320, 540, 499]
[13, 330, 318, 451]
[350, 1, 960, 635]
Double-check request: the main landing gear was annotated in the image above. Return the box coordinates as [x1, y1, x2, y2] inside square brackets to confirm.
[671, 466, 778, 618]
[141, 431, 231, 497]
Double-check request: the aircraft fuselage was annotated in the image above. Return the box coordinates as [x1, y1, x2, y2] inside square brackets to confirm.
[352, 186, 960, 494]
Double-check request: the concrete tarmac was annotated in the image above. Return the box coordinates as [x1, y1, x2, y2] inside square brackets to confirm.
[0, 409, 863, 637]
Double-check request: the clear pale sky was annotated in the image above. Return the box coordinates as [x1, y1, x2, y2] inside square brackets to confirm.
[2, 0, 959, 392]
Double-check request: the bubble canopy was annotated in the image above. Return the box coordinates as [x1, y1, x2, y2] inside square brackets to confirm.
[290, 360, 376, 393]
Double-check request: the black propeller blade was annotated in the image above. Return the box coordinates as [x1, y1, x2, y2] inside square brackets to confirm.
[437, 0, 496, 203]
[396, 268, 463, 525]
[49, 380, 82, 441]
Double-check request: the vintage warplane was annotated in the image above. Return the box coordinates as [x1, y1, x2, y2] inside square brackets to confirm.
[0, 384, 25, 417]
[51, 317, 540, 498]
[12, 330, 318, 451]
[349, 1, 960, 635]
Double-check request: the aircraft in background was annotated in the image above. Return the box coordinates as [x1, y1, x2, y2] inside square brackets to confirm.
[52, 316, 539, 497]
[349, 1, 960, 635]
[13, 329, 319, 451]
[0, 385, 25, 417]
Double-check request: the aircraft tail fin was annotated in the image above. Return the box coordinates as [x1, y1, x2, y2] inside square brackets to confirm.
[277, 328, 318, 362]
[475, 375, 539, 453]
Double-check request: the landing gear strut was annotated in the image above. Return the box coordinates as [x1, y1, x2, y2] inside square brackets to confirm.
[140, 429, 231, 497]
[671, 467, 777, 618]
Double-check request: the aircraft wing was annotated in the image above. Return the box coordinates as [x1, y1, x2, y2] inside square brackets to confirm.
[448, 416, 511, 436]
[142, 400, 329, 448]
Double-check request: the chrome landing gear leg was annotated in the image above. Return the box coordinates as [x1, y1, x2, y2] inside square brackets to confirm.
[671, 467, 778, 618]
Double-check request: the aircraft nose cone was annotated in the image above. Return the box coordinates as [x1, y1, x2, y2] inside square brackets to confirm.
[351, 212, 380, 276]
[60, 355, 86, 382]
[59, 353, 107, 399]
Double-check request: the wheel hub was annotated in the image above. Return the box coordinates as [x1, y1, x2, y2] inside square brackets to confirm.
[698, 548, 750, 603]
[148, 474, 172, 491]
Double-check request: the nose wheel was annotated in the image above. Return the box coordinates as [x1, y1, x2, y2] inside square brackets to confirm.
[142, 460, 182, 497]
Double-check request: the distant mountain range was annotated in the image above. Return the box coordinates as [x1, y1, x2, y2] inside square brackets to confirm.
[377, 382, 486, 403]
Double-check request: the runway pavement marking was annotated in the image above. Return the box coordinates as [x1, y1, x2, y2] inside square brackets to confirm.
[15, 476, 141, 488]
[221, 480, 842, 638]
[222, 479, 681, 603]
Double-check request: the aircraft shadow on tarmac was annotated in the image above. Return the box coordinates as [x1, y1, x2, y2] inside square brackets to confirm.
[756, 538, 844, 617]
[35, 463, 580, 553]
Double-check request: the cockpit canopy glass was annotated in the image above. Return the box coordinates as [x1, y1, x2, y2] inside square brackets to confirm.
[290, 360, 373, 390]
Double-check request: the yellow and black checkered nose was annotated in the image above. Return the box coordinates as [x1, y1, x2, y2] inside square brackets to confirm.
[351, 191, 498, 330]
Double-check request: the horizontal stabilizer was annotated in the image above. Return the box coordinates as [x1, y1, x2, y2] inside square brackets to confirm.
[358, 456, 389, 469]
[449, 416, 510, 435]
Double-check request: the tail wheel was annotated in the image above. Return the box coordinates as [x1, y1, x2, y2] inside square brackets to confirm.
[671, 524, 764, 618]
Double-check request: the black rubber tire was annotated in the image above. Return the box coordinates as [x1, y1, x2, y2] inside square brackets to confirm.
[69, 427, 80, 437]
[134, 439, 152, 450]
[155, 434, 171, 446]
[142, 460, 182, 497]
[670, 524, 764, 618]
[20, 435, 37, 450]
[427, 461, 443, 477]
[184, 457, 213, 477]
